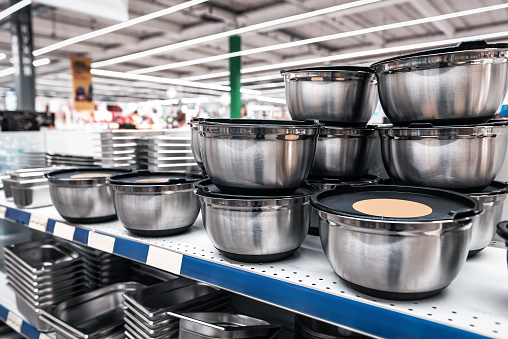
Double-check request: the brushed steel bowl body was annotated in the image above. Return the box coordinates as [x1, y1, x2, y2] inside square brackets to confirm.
[373, 48, 508, 125]
[311, 126, 378, 178]
[378, 125, 508, 190]
[282, 67, 378, 124]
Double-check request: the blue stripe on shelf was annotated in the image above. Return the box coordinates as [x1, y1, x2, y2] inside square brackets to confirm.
[181, 256, 491, 339]
[21, 322, 40, 339]
[46, 219, 56, 233]
[113, 237, 149, 263]
[0, 304, 7, 321]
[73, 227, 89, 245]
[4, 206, 30, 225]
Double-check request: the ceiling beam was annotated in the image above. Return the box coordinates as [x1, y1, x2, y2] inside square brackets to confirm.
[410, 0, 455, 37]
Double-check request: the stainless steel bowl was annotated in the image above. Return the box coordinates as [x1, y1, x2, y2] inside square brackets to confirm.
[46, 168, 130, 223]
[195, 179, 317, 262]
[311, 126, 378, 178]
[190, 118, 204, 169]
[463, 182, 508, 256]
[108, 171, 205, 237]
[199, 119, 320, 194]
[378, 123, 508, 190]
[372, 41, 508, 125]
[311, 185, 482, 300]
[281, 66, 378, 125]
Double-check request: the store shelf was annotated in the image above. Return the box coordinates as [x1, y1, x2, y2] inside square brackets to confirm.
[0, 198, 507, 339]
[0, 271, 54, 339]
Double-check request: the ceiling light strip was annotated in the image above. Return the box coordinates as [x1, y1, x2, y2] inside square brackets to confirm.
[131, 3, 508, 74]
[0, 0, 31, 22]
[33, 0, 209, 56]
[0, 58, 51, 78]
[91, 0, 381, 68]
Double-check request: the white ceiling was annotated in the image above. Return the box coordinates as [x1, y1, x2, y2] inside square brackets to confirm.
[0, 0, 507, 102]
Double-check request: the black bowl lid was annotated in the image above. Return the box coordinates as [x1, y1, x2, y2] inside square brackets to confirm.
[306, 175, 380, 185]
[46, 168, 130, 179]
[199, 119, 320, 127]
[461, 181, 508, 196]
[108, 171, 206, 185]
[378, 119, 508, 130]
[195, 179, 318, 199]
[280, 65, 373, 74]
[496, 221, 508, 241]
[372, 40, 508, 68]
[311, 184, 482, 222]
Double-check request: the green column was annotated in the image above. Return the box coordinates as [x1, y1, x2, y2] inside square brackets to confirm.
[229, 35, 241, 119]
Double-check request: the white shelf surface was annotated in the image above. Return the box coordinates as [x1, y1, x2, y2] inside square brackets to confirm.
[0, 271, 54, 339]
[1, 197, 507, 339]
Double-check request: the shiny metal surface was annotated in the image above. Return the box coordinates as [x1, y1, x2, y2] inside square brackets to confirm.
[378, 125, 508, 189]
[316, 211, 472, 296]
[373, 49, 508, 125]
[40, 282, 144, 339]
[196, 191, 312, 261]
[2, 178, 13, 200]
[468, 192, 507, 253]
[14, 292, 53, 332]
[178, 312, 272, 339]
[311, 126, 378, 178]
[199, 120, 320, 192]
[111, 182, 200, 236]
[190, 119, 204, 169]
[282, 68, 378, 124]
[10, 179, 52, 208]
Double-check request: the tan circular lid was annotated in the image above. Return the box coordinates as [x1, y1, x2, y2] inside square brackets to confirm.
[352, 198, 432, 218]
[70, 173, 112, 179]
[135, 178, 171, 183]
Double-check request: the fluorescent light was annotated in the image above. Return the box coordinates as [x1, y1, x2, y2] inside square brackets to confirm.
[33, 0, 209, 56]
[91, 0, 381, 68]
[240, 88, 262, 95]
[0, 0, 31, 22]
[32, 58, 50, 66]
[131, 3, 508, 74]
[0, 58, 51, 78]
[256, 96, 286, 104]
[0, 53, 6, 61]
[180, 72, 230, 81]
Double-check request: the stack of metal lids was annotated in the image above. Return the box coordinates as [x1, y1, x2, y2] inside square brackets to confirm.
[147, 135, 200, 173]
[46, 152, 99, 167]
[4, 239, 90, 332]
[295, 315, 368, 339]
[100, 130, 166, 170]
[122, 279, 230, 339]
[62, 241, 132, 288]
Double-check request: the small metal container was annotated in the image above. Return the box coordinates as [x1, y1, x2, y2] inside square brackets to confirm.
[311, 184, 482, 300]
[14, 290, 53, 332]
[10, 178, 51, 208]
[311, 125, 378, 178]
[199, 119, 321, 194]
[378, 122, 508, 190]
[39, 282, 144, 339]
[281, 66, 378, 125]
[177, 312, 276, 339]
[372, 40, 508, 125]
[46, 168, 130, 223]
[195, 179, 317, 262]
[108, 171, 205, 236]
[2, 177, 13, 201]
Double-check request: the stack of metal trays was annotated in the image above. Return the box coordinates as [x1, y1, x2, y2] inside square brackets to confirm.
[147, 135, 200, 173]
[18, 152, 47, 168]
[100, 130, 166, 170]
[4, 239, 90, 332]
[46, 153, 99, 167]
[123, 278, 230, 339]
[130, 262, 179, 286]
[39, 282, 145, 339]
[62, 241, 132, 288]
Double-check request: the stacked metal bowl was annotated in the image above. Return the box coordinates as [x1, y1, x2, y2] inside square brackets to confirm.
[4, 239, 90, 332]
[100, 130, 166, 169]
[122, 279, 229, 339]
[194, 119, 321, 262]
